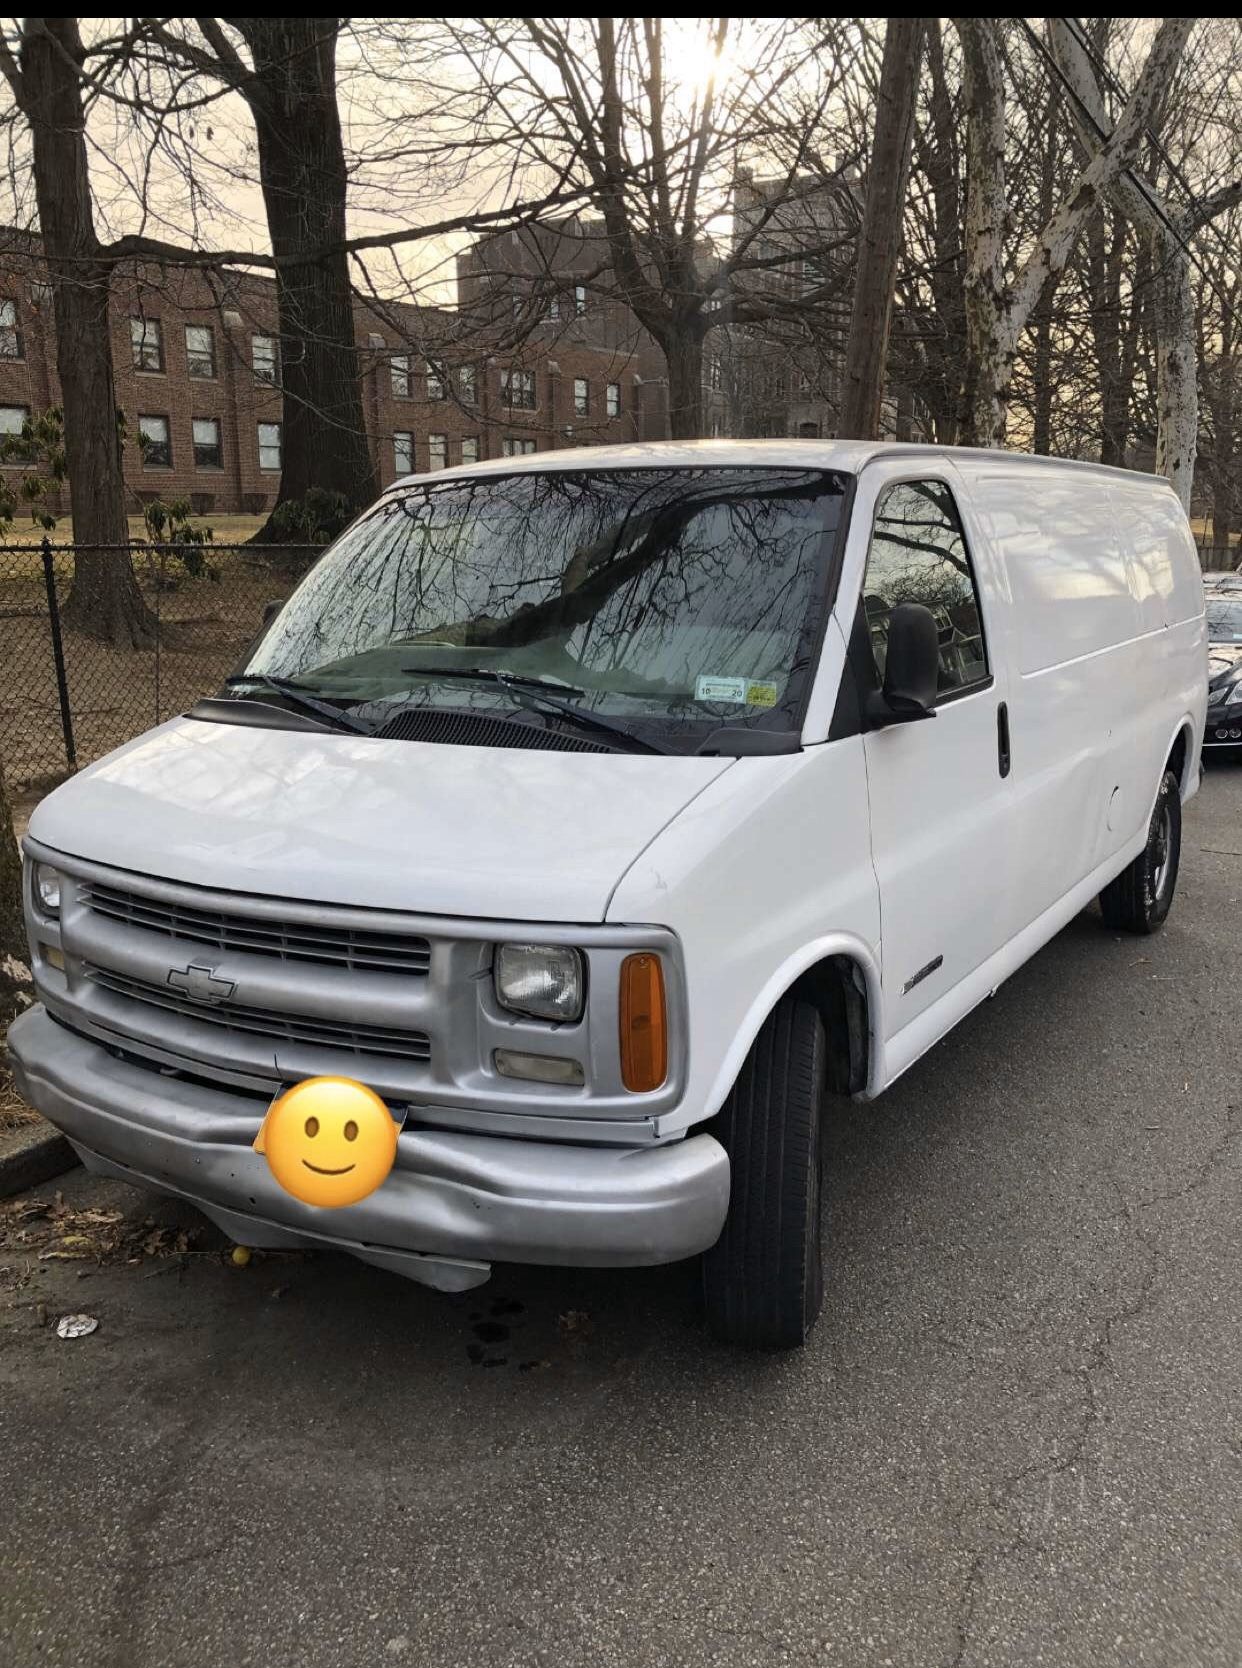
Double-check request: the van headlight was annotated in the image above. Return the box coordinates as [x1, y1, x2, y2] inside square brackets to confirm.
[33, 862, 62, 916]
[494, 943, 584, 1022]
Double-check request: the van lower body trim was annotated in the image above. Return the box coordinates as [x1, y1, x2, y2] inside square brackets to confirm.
[7, 1007, 730, 1283]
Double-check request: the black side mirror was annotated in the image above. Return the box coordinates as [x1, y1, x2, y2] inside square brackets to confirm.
[261, 598, 283, 628]
[866, 602, 939, 727]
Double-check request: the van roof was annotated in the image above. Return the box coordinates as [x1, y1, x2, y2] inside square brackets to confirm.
[389, 437, 1177, 494]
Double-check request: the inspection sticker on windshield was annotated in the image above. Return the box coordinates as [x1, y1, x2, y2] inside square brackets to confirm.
[696, 674, 748, 703]
[695, 674, 780, 707]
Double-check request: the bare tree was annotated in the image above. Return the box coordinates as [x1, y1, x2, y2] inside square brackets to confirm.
[1050, 18, 1242, 508]
[0, 18, 156, 646]
[838, 18, 925, 440]
[953, 16, 1193, 450]
[417, 19, 863, 438]
[141, 20, 378, 536]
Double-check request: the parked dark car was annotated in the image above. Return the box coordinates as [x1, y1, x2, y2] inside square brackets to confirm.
[1204, 586, 1242, 751]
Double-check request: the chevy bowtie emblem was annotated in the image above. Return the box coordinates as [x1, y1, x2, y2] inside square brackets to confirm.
[167, 963, 236, 1005]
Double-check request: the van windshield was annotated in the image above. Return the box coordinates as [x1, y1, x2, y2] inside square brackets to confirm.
[241, 466, 849, 752]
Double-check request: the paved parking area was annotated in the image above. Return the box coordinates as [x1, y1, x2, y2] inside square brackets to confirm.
[1, 764, 1239, 1668]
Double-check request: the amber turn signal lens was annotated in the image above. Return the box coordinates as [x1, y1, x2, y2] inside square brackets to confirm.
[619, 953, 667, 1092]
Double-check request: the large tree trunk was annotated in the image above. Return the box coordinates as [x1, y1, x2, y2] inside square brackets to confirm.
[1150, 236, 1198, 511]
[920, 23, 965, 445]
[17, 18, 155, 647]
[1049, 19, 1207, 511]
[663, 329, 707, 440]
[238, 21, 378, 536]
[0, 759, 31, 1026]
[957, 17, 1193, 453]
[839, 19, 925, 441]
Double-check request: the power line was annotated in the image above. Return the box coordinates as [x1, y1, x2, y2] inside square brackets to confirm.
[1063, 17, 1239, 252]
[1014, 16, 1223, 304]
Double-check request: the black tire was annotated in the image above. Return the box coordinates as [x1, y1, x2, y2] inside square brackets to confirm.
[702, 996, 826, 1350]
[1098, 768, 1182, 934]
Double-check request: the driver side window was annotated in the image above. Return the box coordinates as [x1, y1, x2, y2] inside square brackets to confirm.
[863, 480, 989, 698]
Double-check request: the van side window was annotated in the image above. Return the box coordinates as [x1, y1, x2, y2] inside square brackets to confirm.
[862, 480, 989, 698]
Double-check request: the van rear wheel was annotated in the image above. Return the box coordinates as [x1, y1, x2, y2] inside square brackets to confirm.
[702, 996, 826, 1350]
[1098, 769, 1182, 934]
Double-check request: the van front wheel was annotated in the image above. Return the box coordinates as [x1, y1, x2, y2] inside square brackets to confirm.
[1098, 769, 1182, 934]
[702, 996, 825, 1350]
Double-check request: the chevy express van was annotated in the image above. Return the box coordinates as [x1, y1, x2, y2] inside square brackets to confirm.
[10, 442, 1207, 1347]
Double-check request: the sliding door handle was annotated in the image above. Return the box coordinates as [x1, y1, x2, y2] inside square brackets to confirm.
[997, 701, 1011, 779]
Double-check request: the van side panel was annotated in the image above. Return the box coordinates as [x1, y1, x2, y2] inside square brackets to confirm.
[1110, 483, 1208, 808]
[964, 466, 1142, 935]
[1111, 484, 1206, 634]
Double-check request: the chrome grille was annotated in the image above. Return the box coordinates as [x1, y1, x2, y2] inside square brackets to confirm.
[83, 964, 432, 1061]
[80, 882, 431, 976]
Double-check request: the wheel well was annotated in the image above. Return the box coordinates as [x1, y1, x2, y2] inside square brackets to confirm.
[790, 955, 870, 1095]
[1166, 727, 1190, 797]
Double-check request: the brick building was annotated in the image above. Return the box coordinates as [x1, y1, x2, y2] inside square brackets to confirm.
[0, 228, 656, 520]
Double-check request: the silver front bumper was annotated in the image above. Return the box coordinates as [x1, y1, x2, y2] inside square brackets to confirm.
[8, 1007, 730, 1292]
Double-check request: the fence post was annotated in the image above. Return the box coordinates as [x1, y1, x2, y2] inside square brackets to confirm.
[40, 536, 77, 774]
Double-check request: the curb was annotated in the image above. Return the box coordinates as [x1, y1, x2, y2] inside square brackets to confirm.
[0, 1118, 76, 1198]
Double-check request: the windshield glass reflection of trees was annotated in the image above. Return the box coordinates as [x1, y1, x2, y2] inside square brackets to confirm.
[246, 468, 846, 743]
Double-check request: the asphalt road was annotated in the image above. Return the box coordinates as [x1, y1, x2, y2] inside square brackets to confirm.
[2, 763, 1239, 1668]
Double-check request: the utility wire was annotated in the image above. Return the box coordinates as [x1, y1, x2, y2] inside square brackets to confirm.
[1014, 16, 1222, 302]
[1063, 17, 1234, 239]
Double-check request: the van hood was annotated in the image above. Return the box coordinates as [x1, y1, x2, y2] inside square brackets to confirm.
[28, 717, 734, 922]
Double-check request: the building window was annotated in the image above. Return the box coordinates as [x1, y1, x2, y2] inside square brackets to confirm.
[573, 378, 590, 417]
[574, 284, 587, 316]
[28, 280, 52, 312]
[185, 324, 217, 380]
[131, 317, 164, 373]
[391, 355, 412, 398]
[0, 299, 22, 359]
[252, 334, 280, 386]
[0, 404, 29, 442]
[502, 437, 537, 456]
[138, 414, 172, 467]
[367, 332, 385, 350]
[501, 368, 536, 410]
[257, 421, 282, 471]
[457, 365, 477, 403]
[706, 355, 722, 392]
[606, 382, 621, 418]
[393, 431, 414, 474]
[426, 365, 445, 401]
[192, 417, 222, 469]
[461, 436, 480, 465]
[428, 433, 448, 470]
[547, 293, 561, 321]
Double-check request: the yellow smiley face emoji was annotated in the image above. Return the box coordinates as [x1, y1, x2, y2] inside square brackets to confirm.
[254, 1077, 398, 1208]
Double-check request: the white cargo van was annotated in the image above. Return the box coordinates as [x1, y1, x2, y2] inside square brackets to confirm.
[10, 442, 1207, 1347]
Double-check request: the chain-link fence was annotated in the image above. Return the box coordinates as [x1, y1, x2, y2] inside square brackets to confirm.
[1, 540, 320, 789]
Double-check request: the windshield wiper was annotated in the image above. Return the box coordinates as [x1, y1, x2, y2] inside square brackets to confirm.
[398, 665, 669, 754]
[222, 674, 373, 736]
